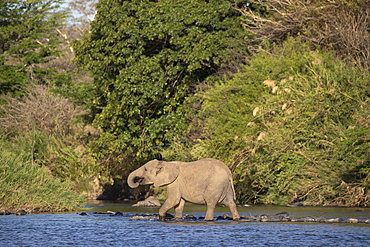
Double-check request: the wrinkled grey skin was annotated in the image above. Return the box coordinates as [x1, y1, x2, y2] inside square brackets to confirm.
[127, 158, 240, 221]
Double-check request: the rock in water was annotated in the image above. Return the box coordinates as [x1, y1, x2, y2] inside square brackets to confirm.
[129, 215, 158, 221]
[16, 209, 27, 216]
[216, 214, 233, 220]
[130, 213, 174, 221]
[184, 214, 197, 220]
[132, 196, 161, 207]
[0, 209, 11, 215]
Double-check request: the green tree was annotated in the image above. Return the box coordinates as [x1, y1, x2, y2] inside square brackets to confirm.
[0, 0, 68, 94]
[73, 0, 248, 172]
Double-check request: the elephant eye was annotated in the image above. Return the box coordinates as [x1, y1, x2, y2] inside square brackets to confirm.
[144, 167, 147, 171]
[156, 167, 162, 175]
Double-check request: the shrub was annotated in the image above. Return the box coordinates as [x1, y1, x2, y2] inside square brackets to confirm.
[194, 38, 370, 206]
[0, 84, 101, 199]
[0, 84, 87, 137]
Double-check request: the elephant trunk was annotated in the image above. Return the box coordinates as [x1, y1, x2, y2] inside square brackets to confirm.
[127, 168, 143, 188]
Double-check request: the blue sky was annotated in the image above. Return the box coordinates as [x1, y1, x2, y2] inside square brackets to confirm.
[61, 0, 71, 9]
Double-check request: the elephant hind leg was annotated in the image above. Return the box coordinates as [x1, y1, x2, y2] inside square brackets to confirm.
[222, 192, 240, 221]
[174, 198, 185, 219]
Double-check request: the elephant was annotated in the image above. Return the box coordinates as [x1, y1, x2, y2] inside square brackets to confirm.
[127, 158, 240, 221]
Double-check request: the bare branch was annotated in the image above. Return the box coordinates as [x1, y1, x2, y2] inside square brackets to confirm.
[238, 0, 370, 67]
[0, 85, 87, 136]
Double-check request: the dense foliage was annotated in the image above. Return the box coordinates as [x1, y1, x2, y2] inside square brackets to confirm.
[73, 0, 248, 172]
[192, 38, 370, 206]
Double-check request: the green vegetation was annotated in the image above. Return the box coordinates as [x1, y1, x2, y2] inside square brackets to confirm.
[0, 84, 100, 212]
[73, 0, 248, 173]
[0, 0, 68, 95]
[192, 38, 370, 206]
[0, 132, 85, 212]
[1, 0, 369, 211]
[0, 0, 96, 212]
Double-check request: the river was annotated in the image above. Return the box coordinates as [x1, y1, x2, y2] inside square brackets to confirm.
[1, 200, 370, 246]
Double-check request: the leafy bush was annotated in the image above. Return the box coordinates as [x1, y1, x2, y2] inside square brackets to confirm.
[194, 38, 370, 206]
[47, 134, 101, 193]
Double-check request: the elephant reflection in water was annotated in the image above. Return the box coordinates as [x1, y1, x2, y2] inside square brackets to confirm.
[127, 158, 240, 221]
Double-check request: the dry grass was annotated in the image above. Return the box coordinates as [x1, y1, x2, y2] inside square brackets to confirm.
[331, 181, 370, 207]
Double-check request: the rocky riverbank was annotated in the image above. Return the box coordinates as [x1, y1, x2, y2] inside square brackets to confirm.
[74, 210, 370, 224]
[0, 209, 28, 216]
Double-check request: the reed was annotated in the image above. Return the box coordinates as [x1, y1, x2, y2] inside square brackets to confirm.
[0, 139, 85, 212]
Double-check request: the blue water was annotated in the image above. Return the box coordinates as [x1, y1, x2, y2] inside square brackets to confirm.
[1, 201, 370, 246]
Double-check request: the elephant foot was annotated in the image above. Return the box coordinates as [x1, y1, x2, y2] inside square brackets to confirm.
[233, 217, 240, 221]
[159, 215, 166, 221]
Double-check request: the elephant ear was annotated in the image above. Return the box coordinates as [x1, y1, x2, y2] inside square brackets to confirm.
[154, 162, 180, 187]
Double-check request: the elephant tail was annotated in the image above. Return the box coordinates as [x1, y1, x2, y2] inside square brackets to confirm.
[230, 178, 236, 201]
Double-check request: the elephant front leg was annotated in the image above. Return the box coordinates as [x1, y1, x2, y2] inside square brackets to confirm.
[158, 182, 181, 221]
[158, 195, 181, 221]
[174, 198, 185, 219]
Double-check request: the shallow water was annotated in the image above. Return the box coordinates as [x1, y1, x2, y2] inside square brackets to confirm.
[1, 200, 370, 246]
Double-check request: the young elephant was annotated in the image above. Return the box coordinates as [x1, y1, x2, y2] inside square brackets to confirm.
[127, 158, 240, 221]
